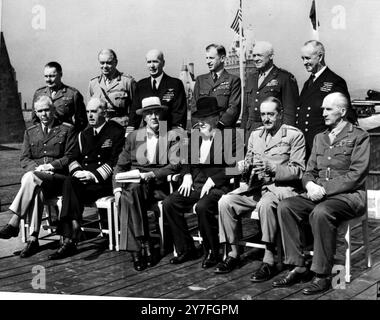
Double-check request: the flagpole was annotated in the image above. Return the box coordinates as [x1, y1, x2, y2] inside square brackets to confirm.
[238, 0, 244, 122]
[314, 0, 320, 40]
[0, 0, 3, 51]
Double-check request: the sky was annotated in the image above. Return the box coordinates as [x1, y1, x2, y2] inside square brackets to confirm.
[2, 0, 380, 108]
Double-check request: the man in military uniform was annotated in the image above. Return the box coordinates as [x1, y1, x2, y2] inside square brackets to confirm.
[273, 92, 369, 295]
[48, 97, 125, 260]
[191, 44, 241, 129]
[32, 61, 87, 132]
[241, 41, 299, 137]
[0, 96, 76, 258]
[297, 40, 356, 157]
[127, 49, 187, 132]
[216, 97, 306, 279]
[88, 49, 137, 129]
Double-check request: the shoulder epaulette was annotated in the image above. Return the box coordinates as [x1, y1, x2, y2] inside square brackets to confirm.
[90, 75, 100, 81]
[62, 122, 74, 128]
[35, 86, 47, 92]
[26, 124, 38, 131]
[284, 124, 302, 132]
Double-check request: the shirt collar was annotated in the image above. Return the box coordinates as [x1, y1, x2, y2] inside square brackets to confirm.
[313, 66, 327, 80]
[146, 126, 159, 138]
[330, 119, 348, 137]
[151, 73, 164, 88]
[94, 121, 107, 135]
[259, 65, 274, 77]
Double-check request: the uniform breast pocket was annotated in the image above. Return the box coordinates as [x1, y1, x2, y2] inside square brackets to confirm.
[199, 90, 210, 97]
[54, 100, 71, 116]
[30, 142, 39, 155]
[333, 146, 353, 156]
[53, 137, 65, 154]
[264, 86, 280, 96]
[110, 91, 128, 108]
[216, 89, 231, 96]
[270, 145, 291, 156]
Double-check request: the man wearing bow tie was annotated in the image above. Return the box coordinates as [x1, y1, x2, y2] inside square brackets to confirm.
[191, 44, 241, 129]
[297, 40, 356, 157]
[127, 49, 188, 132]
[32, 62, 87, 132]
[241, 41, 299, 137]
[48, 97, 125, 260]
[0, 96, 76, 257]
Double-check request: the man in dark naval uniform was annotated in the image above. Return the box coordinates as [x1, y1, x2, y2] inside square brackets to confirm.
[88, 49, 137, 128]
[0, 96, 76, 257]
[241, 41, 299, 137]
[48, 97, 125, 260]
[127, 49, 187, 132]
[296, 40, 356, 157]
[191, 43, 241, 129]
[32, 61, 87, 132]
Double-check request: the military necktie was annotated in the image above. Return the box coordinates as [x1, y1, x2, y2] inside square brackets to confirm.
[307, 74, 315, 89]
[212, 73, 218, 83]
[152, 79, 158, 94]
[257, 72, 265, 87]
[93, 129, 97, 137]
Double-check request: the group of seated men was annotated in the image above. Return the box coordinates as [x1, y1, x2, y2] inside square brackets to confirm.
[0, 84, 369, 295]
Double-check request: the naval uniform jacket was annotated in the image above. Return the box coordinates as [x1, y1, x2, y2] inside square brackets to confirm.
[20, 119, 76, 175]
[240, 124, 306, 199]
[88, 70, 137, 118]
[296, 67, 351, 152]
[128, 73, 188, 130]
[69, 120, 125, 190]
[241, 65, 299, 134]
[303, 123, 369, 214]
[32, 84, 87, 132]
[192, 69, 241, 127]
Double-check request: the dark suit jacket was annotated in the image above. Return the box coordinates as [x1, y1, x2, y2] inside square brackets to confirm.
[180, 128, 243, 192]
[20, 119, 76, 174]
[192, 69, 241, 127]
[129, 73, 188, 130]
[69, 120, 125, 188]
[112, 127, 183, 191]
[296, 67, 352, 153]
[242, 65, 299, 134]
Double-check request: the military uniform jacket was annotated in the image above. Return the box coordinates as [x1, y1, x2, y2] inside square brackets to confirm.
[128, 73, 188, 130]
[241, 65, 299, 133]
[297, 67, 350, 151]
[112, 127, 183, 190]
[69, 120, 125, 186]
[240, 124, 306, 199]
[88, 70, 137, 118]
[20, 119, 76, 174]
[32, 84, 87, 132]
[303, 123, 369, 213]
[192, 70, 241, 127]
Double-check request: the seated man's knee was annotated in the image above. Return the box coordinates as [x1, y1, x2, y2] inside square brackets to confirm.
[276, 198, 293, 218]
[21, 171, 35, 183]
[218, 194, 233, 210]
[309, 202, 330, 224]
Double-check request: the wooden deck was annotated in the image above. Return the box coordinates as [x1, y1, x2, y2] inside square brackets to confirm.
[1, 142, 380, 300]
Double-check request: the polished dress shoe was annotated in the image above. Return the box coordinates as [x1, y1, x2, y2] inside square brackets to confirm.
[48, 242, 77, 260]
[272, 268, 313, 288]
[20, 240, 40, 258]
[250, 262, 278, 282]
[302, 276, 331, 295]
[132, 251, 146, 272]
[214, 256, 240, 274]
[170, 249, 198, 264]
[0, 224, 19, 239]
[201, 252, 220, 269]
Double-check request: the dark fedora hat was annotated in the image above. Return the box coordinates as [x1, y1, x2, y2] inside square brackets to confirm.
[136, 97, 168, 115]
[192, 96, 224, 118]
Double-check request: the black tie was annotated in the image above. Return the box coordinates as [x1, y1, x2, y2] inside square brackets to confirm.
[307, 74, 315, 89]
[212, 73, 218, 83]
[43, 126, 49, 137]
[152, 79, 158, 93]
[93, 129, 97, 137]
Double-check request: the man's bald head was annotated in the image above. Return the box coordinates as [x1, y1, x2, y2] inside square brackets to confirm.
[146, 49, 165, 78]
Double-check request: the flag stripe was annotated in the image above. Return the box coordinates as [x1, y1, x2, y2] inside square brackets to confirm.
[230, 9, 242, 34]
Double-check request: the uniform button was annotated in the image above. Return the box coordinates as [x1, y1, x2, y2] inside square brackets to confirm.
[254, 108, 258, 111]
[255, 99, 258, 102]
[326, 178, 329, 181]
[98, 162, 101, 164]
[43, 144, 46, 146]
[44, 151, 47, 153]
[256, 91, 259, 94]
[296, 114, 298, 117]
[213, 89, 216, 92]
[329, 146, 333, 149]
[305, 121, 308, 125]
[296, 121, 298, 125]
[328, 156, 331, 160]
[297, 107, 300, 110]
[98, 155, 101, 158]
[264, 151, 268, 154]
[306, 114, 310, 117]
[307, 107, 311, 110]
[305, 128, 308, 132]
[85, 156, 88, 159]
[84, 163, 88, 166]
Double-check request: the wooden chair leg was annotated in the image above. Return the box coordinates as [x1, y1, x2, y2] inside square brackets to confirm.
[20, 219, 27, 243]
[157, 201, 165, 257]
[107, 202, 114, 251]
[113, 202, 120, 252]
[362, 219, 372, 268]
[344, 224, 351, 283]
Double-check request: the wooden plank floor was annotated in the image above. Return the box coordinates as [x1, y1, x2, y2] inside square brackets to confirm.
[0, 216, 379, 300]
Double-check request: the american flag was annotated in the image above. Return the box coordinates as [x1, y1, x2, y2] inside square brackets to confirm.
[230, 7, 242, 34]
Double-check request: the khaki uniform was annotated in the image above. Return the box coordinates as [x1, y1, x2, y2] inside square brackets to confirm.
[88, 70, 137, 127]
[219, 124, 305, 247]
